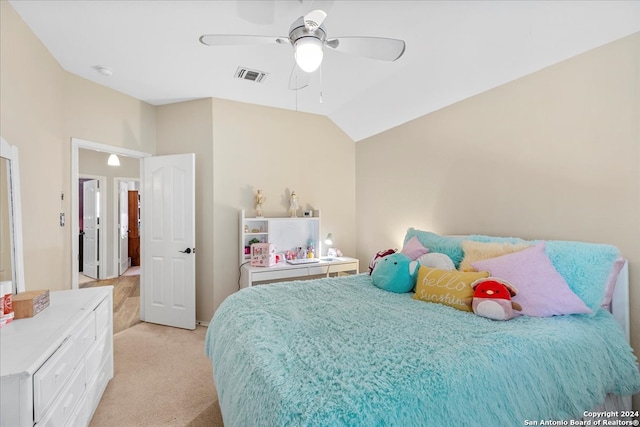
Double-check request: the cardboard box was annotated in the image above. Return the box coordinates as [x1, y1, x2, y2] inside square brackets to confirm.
[13, 290, 50, 319]
[251, 243, 276, 267]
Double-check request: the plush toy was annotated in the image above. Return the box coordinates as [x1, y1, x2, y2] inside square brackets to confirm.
[371, 253, 419, 293]
[471, 277, 522, 320]
[368, 248, 397, 275]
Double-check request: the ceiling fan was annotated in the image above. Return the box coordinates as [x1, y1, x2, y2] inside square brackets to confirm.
[199, 8, 406, 90]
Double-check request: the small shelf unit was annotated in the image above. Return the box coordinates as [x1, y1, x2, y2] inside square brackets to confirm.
[239, 209, 321, 265]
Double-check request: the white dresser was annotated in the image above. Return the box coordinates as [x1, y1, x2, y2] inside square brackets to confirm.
[0, 287, 114, 427]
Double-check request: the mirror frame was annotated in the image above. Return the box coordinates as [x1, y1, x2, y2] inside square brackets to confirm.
[0, 137, 25, 294]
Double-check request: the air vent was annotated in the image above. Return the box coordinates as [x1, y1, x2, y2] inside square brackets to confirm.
[235, 67, 268, 83]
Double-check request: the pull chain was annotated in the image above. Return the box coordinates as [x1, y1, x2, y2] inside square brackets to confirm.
[319, 64, 323, 104]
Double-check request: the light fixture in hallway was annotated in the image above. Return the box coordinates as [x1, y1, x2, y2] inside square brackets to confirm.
[107, 154, 120, 166]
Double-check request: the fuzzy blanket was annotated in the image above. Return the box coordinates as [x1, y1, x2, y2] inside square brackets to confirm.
[206, 274, 640, 427]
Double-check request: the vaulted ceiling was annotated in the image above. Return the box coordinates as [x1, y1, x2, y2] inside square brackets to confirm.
[9, 1, 640, 141]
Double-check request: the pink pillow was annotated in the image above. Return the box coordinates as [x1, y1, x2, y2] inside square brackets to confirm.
[400, 236, 429, 260]
[471, 242, 592, 318]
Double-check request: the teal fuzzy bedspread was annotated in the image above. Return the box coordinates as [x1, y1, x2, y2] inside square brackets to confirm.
[206, 274, 640, 427]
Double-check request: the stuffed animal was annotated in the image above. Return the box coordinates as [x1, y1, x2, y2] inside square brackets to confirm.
[369, 248, 397, 275]
[416, 252, 455, 271]
[471, 277, 522, 320]
[371, 253, 419, 293]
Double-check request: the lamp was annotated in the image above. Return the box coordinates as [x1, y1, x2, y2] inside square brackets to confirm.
[294, 37, 323, 73]
[325, 233, 337, 258]
[107, 154, 120, 166]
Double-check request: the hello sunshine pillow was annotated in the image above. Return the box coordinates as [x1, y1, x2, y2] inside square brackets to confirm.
[413, 267, 489, 312]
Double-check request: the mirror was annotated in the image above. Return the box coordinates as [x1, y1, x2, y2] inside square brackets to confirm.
[0, 137, 25, 294]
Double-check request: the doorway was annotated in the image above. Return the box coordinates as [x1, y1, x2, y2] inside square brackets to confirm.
[78, 175, 107, 284]
[72, 138, 197, 330]
[114, 178, 140, 277]
[71, 139, 150, 325]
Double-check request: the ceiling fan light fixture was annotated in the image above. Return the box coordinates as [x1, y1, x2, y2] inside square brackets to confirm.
[294, 37, 323, 73]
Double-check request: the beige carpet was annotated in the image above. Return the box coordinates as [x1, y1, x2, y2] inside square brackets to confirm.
[90, 322, 223, 427]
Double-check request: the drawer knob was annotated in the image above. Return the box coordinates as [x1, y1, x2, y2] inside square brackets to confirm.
[54, 363, 67, 382]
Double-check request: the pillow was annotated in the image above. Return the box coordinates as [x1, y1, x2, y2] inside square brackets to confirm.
[400, 236, 429, 260]
[371, 253, 420, 293]
[404, 228, 464, 268]
[458, 240, 530, 272]
[468, 234, 622, 311]
[413, 267, 489, 312]
[416, 253, 455, 271]
[471, 242, 592, 317]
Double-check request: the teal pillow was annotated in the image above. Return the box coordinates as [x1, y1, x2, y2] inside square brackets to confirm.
[403, 228, 464, 268]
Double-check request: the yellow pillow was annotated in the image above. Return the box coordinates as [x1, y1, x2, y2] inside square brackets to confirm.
[459, 240, 531, 272]
[413, 267, 489, 312]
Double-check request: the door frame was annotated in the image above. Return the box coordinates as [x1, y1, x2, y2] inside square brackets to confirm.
[71, 138, 151, 295]
[79, 174, 107, 280]
[113, 177, 140, 276]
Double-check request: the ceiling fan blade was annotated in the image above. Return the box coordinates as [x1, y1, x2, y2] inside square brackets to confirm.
[303, 9, 327, 31]
[289, 65, 311, 90]
[199, 34, 286, 46]
[326, 36, 406, 61]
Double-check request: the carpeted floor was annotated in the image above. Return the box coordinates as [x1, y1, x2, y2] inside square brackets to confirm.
[90, 322, 223, 427]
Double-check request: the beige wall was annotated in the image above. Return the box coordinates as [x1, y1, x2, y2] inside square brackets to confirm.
[156, 99, 214, 325]
[157, 98, 357, 323]
[211, 98, 356, 315]
[1, 1, 68, 291]
[0, 2, 156, 291]
[356, 32, 640, 409]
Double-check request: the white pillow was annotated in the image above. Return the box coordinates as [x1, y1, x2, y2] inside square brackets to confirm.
[417, 253, 455, 271]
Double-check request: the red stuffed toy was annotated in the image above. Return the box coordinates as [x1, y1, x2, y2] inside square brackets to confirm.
[471, 277, 522, 320]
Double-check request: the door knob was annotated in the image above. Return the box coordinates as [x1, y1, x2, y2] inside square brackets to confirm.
[179, 248, 193, 254]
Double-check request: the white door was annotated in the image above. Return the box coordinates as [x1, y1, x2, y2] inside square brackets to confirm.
[142, 154, 196, 330]
[118, 181, 129, 275]
[83, 179, 100, 279]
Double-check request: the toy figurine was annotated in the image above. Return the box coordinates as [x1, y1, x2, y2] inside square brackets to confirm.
[289, 191, 299, 217]
[255, 189, 266, 217]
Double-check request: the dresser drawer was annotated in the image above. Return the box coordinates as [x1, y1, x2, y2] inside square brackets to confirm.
[94, 297, 111, 336]
[1, 288, 113, 427]
[252, 267, 308, 282]
[33, 338, 75, 422]
[73, 315, 96, 362]
[86, 328, 110, 382]
[35, 361, 86, 427]
[66, 395, 89, 427]
[86, 352, 113, 419]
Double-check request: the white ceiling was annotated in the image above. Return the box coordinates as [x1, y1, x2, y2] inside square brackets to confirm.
[9, 1, 640, 141]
